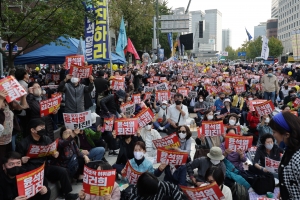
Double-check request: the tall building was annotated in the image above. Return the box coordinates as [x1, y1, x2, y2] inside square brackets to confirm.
[278, 0, 300, 54]
[222, 29, 232, 51]
[271, 0, 279, 18]
[189, 10, 205, 53]
[254, 22, 267, 39]
[204, 9, 222, 52]
[267, 19, 278, 38]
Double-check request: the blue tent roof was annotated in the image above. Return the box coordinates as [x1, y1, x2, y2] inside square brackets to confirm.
[14, 36, 126, 65]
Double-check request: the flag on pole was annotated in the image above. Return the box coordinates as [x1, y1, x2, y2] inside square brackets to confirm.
[261, 36, 269, 60]
[116, 17, 127, 58]
[167, 33, 173, 50]
[125, 38, 140, 60]
[77, 36, 85, 56]
[245, 28, 252, 41]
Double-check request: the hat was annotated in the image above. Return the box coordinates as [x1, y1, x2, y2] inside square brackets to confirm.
[115, 89, 126, 99]
[29, 119, 45, 129]
[162, 100, 168, 104]
[223, 98, 231, 103]
[207, 147, 224, 160]
[91, 112, 100, 124]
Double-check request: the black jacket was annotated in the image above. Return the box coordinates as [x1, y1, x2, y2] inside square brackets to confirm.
[94, 77, 109, 97]
[253, 144, 283, 167]
[116, 136, 144, 165]
[100, 94, 122, 115]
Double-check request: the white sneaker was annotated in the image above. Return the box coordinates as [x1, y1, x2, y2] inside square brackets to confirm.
[159, 126, 164, 130]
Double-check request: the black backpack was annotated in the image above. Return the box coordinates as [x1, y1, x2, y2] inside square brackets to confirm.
[251, 173, 275, 195]
[230, 182, 250, 200]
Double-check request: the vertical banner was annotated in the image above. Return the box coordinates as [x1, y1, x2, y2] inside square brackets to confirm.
[16, 163, 45, 198]
[85, 1, 109, 60]
[114, 118, 139, 135]
[180, 182, 225, 200]
[83, 166, 116, 196]
[0, 76, 27, 103]
[159, 49, 164, 61]
[63, 111, 92, 130]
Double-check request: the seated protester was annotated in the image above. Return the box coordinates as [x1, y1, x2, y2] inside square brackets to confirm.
[205, 95, 215, 110]
[187, 147, 226, 185]
[153, 100, 170, 131]
[283, 89, 297, 105]
[79, 161, 121, 200]
[225, 114, 241, 135]
[220, 98, 240, 116]
[205, 166, 233, 200]
[55, 127, 90, 180]
[138, 122, 161, 158]
[247, 111, 260, 136]
[196, 110, 224, 149]
[251, 133, 283, 179]
[129, 172, 184, 200]
[194, 95, 208, 120]
[112, 131, 144, 174]
[214, 92, 226, 112]
[0, 151, 51, 200]
[287, 93, 300, 115]
[221, 128, 247, 171]
[16, 119, 78, 200]
[154, 125, 192, 186]
[256, 114, 273, 146]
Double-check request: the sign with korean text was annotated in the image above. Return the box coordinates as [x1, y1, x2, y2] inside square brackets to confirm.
[225, 135, 253, 151]
[40, 94, 62, 117]
[63, 110, 92, 130]
[248, 99, 267, 112]
[65, 55, 85, 70]
[69, 64, 92, 78]
[111, 80, 125, 90]
[206, 86, 221, 96]
[52, 74, 60, 81]
[132, 94, 141, 104]
[114, 118, 138, 135]
[104, 117, 114, 131]
[157, 148, 188, 165]
[155, 83, 169, 91]
[123, 161, 142, 185]
[177, 88, 189, 97]
[120, 102, 135, 116]
[83, 166, 116, 196]
[26, 139, 58, 158]
[143, 92, 152, 100]
[16, 163, 45, 198]
[144, 86, 154, 93]
[293, 98, 300, 107]
[135, 107, 154, 128]
[200, 121, 224, 137]
[188, 91, 198, 98]
[265, 157, 280, 173]
[180, 182, 225, 200]
[0, 76, 27, 103]
[254, 100, 275, 117]
[234, 85, 246, 93]
[152, 133, 180, 149]
[156, 91, 171, 102]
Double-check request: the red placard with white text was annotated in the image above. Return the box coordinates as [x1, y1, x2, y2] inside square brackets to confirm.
[180, 182, 225, 200]
[16, 163, 45, 198]
[157, 148, 188, 165]
[0, 76, 27, 103]
[225, 135, 253, 151]
[114, 118, 138, 135]
[143, 92, 152, 100]
[132, 94, 141, 104]
[40, 94, 62, 117]
[293, 98, 300, 107]
[265, 157, 280, 173]
[254, 100, 275, 117]
[234, 85, 246, 93]
[123, 161, 142, 184]
[248, 99, 267, 112]
[156, 91, 171, 102]
[63, 111, 91, 130]
[200, 121, 224, 137]
[135, 107, 154, 128]
[65, 55, 85, 70]
[69, 64, 92, 78]
[26, 139, 58, 158]
[177, 88, 189, 97]
[52, 74, 60, 81]
[104, 117, 114, 131]
[152, 133, 180, 149]
[111, 80, 125, 90]
[83, 166, 116, 196]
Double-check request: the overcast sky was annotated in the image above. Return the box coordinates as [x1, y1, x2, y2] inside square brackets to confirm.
[167, 0, 272, 49]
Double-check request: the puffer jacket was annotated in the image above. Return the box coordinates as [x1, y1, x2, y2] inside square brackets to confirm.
[58, 80, 94, 113]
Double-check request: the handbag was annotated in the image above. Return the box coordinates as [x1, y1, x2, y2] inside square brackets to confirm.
[250, 172, 275, 195]
[165, 107, 182, 134]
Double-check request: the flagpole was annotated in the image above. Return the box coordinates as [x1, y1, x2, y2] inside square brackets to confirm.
[106, 0, 113, 74]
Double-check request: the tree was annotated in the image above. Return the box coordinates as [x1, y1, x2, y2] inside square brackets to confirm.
[0, 0, 94, 68]
[268, 36, 284, 57]
[224, 46, 237, 60]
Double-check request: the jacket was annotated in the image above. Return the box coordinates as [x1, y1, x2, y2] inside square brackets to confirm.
[94, 77, 109, 97]
[256, 123, 273, 144]
[232, 95, 244, 110]
[78, 182, 120, 200]
[79, 127, 102, 149]
[116, 136, 144, 165]
[247, 112, 260, 130]
[261, 74, 279, 93]
[100, 94, 122, 115]
[253, 144, 283, 167]
[221, 143, 246, 171]
[58, 80, 94, 113]
[214, 99, 224, 112]
[129, 158, 154, 174]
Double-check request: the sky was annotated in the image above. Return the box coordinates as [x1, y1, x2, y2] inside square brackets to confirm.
[167, 0, 272, 49]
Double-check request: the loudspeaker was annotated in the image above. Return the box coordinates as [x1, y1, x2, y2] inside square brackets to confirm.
[199, 21, 203, 38]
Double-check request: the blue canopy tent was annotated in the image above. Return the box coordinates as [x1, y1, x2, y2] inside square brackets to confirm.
[14, 36, 126, 65]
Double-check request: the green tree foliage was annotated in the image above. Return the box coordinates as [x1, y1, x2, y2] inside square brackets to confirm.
[268, 37, 284, 57]
[224, 46, 238, 60]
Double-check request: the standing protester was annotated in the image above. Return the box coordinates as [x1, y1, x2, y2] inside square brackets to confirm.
[261, 67, 279, 103]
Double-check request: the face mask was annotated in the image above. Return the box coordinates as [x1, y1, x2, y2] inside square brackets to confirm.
[248, 98, 253, 101]
[175, 100, 182, 105]
[200, 88, 203, 91]
[199, 99, 203, 102]
[127, 97, 131, 101]
[268, 73, 273, 76]
[265, 117, 270, 123]
[37, 129, 46, 137]
[265, 144, 273, 150]
[119, 98, 124, 102]
[145, 125, 152, 131]
[229, 120, 236, 126]
[33, 88, 42, 96]
[207, 115, 214, 120]
[285, 86, 288, 89]
[178, 132, 186, 139]
[161, 105, 167, 109]
[71, 77, 79, 84]
[6, 166, 24, 177]
[210, 159, 220, 165]
[134, 151, 144, 160]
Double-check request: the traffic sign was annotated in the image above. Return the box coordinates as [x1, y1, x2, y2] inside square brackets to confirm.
[238, 52, 246, 57]
[5, 44, 18, 52]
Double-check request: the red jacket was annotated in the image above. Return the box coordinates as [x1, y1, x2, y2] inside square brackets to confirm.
[247, 112, 260, 130]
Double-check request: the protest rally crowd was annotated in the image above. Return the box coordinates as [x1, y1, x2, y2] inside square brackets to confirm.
[0, 54, 300, 200]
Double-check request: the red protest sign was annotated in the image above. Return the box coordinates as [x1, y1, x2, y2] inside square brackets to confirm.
[40, 94, 62, 117]
[200, 121, 224, 137]
[247, 99, 267, 112]
[152, 133, 180, 149]
[135, 107, 154, 128]
[114, 118, 138, 135]
[120, 102, 135, 116]
[234, 85, 246, 94]
[180, 182, 225, 200]
[0, 76, 27, 103]
[65, 54, 85, 70]
[157, 148, 189, 165]
[26, 139, 58, 158]
[52, 74, 60, 81]
[293, 98, 300, 107]
[225, 135, 253, 151]
[104, 117, 114, 131]
[156, 91, 171, 102]
[124, 161, 142, 184]
[177, 88, 189, 97]
[265, 157, 280, 173]
[147, 78, 153, 83]
[206, 86, 221, 96]
[83, 166, 116, 196]
[16, 163, 45, 198]
[143, 92, 152, 100]
[111, 80, 125, 90]
[224, 125, 241, 134]
[69, 64, 92, 78]
[153, 76, 160, 82]
[132, 94, 141, 104]
[254, 100, 275, 116]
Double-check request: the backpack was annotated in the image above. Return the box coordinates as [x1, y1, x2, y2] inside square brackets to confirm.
[230, 182, 250, 200]
[251, 173, 275, 195]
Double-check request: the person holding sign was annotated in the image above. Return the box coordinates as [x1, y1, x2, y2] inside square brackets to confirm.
[256, 114, 273, 145]
[0, 152, 51, 200]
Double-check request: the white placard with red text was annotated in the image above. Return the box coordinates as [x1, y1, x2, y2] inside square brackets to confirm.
[265, 157, 280, 173]
[156, 91, 171, 102]
[63, 111, 92, 130]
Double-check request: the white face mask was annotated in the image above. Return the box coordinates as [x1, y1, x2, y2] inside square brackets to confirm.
[161, 105, 167, 109]
[199, 99, 203, 102]
[265, 117, 270, 123]
[178, 132, 186, 139]
[33, 88, 42, 97]
[134, 151, 144, 160]
[210, 159, 220, 165]
[71, 77, 79, 84]
[229, 120, 236, 126]
[118, 98, 124, 102]
[248, 98, 253, 101]
[207, 115, 214, 120]
[145, 125, 152, 131]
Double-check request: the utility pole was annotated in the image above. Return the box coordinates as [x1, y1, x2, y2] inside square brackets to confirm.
[156, 0, 159, 62]
[153, 16, 157, 61]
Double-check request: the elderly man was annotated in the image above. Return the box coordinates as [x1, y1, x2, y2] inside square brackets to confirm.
[261, 67, 279, 103]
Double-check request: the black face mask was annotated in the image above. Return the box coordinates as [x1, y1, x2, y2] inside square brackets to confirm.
[37, 129, 46, 137]
[175, 100, 182, 105]
[123, 135, 131, 139]
[220, 97, 225, 100]
[6, 166, 25, 177]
